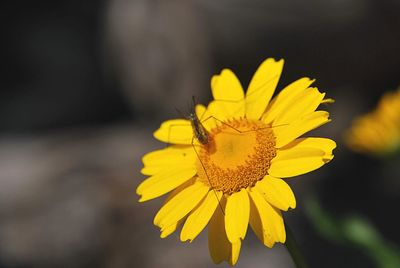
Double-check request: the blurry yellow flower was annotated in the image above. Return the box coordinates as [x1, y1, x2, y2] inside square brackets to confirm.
[137, 58, 336, 265]
[346, 89, 400, 156]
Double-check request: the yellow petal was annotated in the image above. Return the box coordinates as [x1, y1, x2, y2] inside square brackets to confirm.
[245, 58, 284, 120]
[210, 69, 245, 119]
[154, 180, 209, 229]
[195, 104, 207, 120]
[230, 241, 241, 266]
[137, 166, 196, 202]
[153, 119, 193, 145]
[141, 145, 196, 175]
[160, 219, 184, 238]
[196, 101, 218, 130]
[208, 197, 242, 265]
[321, 98, 335, 104]
[140, 166, 162, 176]
[209, 198, 229, 264]
[256, 176, 296, 211]
[158, 181, 193, 238]
[225, 188, 250, 243]
[248, 188, 286, 247]
[180, 190, 222, 242]
[269, 138, 336, 178]
[262, 77, 315, 124]
[283, 137, 337, 154]
[273, 87, 326, 126]
[212, 69, 245, 102]
[274, 111, 331, 148]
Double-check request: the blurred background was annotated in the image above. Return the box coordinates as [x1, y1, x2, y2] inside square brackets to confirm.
[1, 0, 400, 267]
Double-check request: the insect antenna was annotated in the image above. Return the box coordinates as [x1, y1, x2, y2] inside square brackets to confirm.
[175, 107, 186, 119]
[192, 95, 197, 106]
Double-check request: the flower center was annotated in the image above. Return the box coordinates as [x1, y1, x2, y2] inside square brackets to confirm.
[196, 118, 276, 195]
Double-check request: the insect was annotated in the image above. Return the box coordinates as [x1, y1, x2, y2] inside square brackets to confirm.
[187, 96, 210, 145]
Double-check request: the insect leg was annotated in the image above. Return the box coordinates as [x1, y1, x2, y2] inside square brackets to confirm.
[201, 115, 290, 135]
[164, 122, 193, 146]
[191, 136, 225, 215]
[200, 115, 246, 134]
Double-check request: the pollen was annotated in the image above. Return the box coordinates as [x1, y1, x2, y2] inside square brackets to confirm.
[196, 118, 276, 195]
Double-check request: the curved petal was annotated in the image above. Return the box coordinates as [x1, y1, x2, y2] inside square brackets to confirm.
[245, 58, 284, 120]
[230, 241, 241, 266]
[195, 104, 207, 120]
[154, 180, 209, 229]
[140, 166, 163, 176]
[154, 119, 193, 145]
[160, 218, 185, 238]
[210, 69, 245, 120]
[274, 111, 331, 148]
[269, 137, 336, 178]
[273, 87, 326, 126]
[209, 197, 241, 265]
[141, 145, 196, 175]
[225, 189, 250, 243]
[283, 137, 337, 154]
[196, 101, 218, 130]
[248, 188, 286, 247]
[256, 176, 296, 211]
[180, 190, 222, 242]
[159, 180, 194, 238]
[262, 77, 315, 124]
[211, 69, 245, 102]
[136, 166, 197, 202]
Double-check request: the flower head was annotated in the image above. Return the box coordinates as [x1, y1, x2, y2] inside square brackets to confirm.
[346, 89, 400, 156]
[137, 58, 336, 265]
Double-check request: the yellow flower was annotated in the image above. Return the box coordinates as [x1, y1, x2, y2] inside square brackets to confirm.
[346, 89, 400, 156]
[137, 58, 336, 265]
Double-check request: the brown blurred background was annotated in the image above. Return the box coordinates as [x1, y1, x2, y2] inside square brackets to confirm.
[1, 0, 400, 267]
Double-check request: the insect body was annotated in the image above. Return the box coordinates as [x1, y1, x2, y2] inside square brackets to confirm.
[188, 110, 209, 145]
[187, 96, 211, 145]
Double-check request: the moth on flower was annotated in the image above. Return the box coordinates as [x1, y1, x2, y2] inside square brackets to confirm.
[137, 58, 336, 265]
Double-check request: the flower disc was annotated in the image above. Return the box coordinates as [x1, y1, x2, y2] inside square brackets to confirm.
[197, 118, 276, 195]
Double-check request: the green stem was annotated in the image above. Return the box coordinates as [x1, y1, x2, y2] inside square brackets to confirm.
[284, 224, 309, 268]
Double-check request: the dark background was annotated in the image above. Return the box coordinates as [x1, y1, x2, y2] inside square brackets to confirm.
[1, 0, 399, 267]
